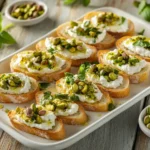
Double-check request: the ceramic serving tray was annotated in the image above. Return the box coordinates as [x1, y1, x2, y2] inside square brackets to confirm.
[0, 7, 150, 150]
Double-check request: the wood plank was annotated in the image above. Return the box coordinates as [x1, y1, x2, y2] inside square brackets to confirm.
[0, 0, 146, 150]
[134, 96, 150, 150]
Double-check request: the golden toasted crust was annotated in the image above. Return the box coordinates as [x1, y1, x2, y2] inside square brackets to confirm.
[35, 91, 88, 125]
[36, 39, 97, 67]
[56, 22, 116, 50]
[0, 77, 39, 103]
[84, 11, 135, 38]
[10, 51, 72, 82]
[97, 74, 130, 98]
[56, 79, 114, 112]
[116, 36, 150, 62]
[97, 50, 149, 84]
[8, 110, 66, 140]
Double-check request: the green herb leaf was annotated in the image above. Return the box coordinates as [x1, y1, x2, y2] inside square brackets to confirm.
[119, 17, 126, 25]
[137, 29, 145, 35]
[133, 1, 140, 8]
[0, 31, 16, 44]
[70, 94, 79, 101]
[44, 91, 52, 100]
[2, 23, 14, 31]
[82, 0, 90, 6]
[108, 103, 115, 111]
[64, 0, 77, 5]
[133, 40, 150, 49]
[140, 5, 150, 22]
[55, 94, 68, 99]
[48, 48, 55, 54]
[138, 0, 147, 14]
[65, 72, 74, 84]
[78, 62, 90, 80]
[39, 82, 50, 90]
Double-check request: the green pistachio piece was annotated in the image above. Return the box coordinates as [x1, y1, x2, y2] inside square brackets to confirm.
[78, 81, 85, 86]
[33, 51, 42, 57]
[147, 123, 150, 129]
[31, 103, 37, 113]
[104, 76, 110, 82]
[15, 107, 22, 113]
[109, 72, 117, 81]
[36, 115, 43, 124]
[146, 107, 150, 115]
[72, 83, 78, 92]
[46, 105, 55, 111]
[38, 10, 44, 16]
[69, 47, 76, 53]
[57, 103, 68, 109]
[89, 31, 96, 37]
[0, 104, 4, 109]
[144, 115, 150, 125]
[82, 84, 88, 93]
[70, 21, 78, 27]
[118, 56, 123, 61]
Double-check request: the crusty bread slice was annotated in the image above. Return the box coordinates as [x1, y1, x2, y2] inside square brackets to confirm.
[35, 91, 88, 125]
[96, 74, 130, 98]
[98, 50, 150, 84]
[56, 79, 114, 112]
[10, 51, 72, 82]
[116, 36, 150, 62]
[56, 22, 116, 50]
[84, 11, 135, 38]
[8, 110, 66, 140]
[0, 77, 38, 103]
[36, 38, 97, 67]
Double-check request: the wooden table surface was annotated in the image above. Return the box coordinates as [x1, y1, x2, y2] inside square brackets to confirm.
[0, 0, 150, 150]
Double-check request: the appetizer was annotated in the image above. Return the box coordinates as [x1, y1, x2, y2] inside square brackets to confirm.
[8, 103, 65, 140]
[56, 73, 114, 112]
[10, 50, 72, 82]
[35, 91, 88, 125]
[98, 49, 149, 83]
[84, 11, 134, 38]
[78, 63, 129, 98]
[56, 20, 115, 49]
[36, 37, 97, 66]
[116, 35, 150, 62]
[0, 72, 38, 103]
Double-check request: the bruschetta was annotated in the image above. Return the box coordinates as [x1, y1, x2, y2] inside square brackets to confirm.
[98, 49, 149, 83]
[56, 73, 115, 112]
[10, 50, 72, 82]
[84, 11, 134, 38]
[56, 20, 115, 50]
[0, 72, 38, 103]
[78, 63, 130, 98]
[36, 37, 97, 66]
[35, 91, 88, 125]
[116, 35, 150, 62]
[8, 104, 65, 140]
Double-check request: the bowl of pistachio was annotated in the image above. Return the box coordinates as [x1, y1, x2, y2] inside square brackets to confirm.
[139, 105, 150, 137]
[5, 0, 48, 26]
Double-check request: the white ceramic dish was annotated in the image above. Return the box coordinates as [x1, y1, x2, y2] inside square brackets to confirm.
[1, 7, 150, 150]
[5, 0, 48, 26]
[139, 105, 150, 137]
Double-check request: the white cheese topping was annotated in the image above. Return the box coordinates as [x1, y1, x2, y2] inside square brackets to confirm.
[13, 52, 66, 74]
[123, 36, 150, 57]
[86, 73, 123, 88]
[91, 15, 129, 33]
[66, 24, 106, 44]
[55, 103, 79, 116]
[15, 111, 56, 130]
[104, 50, 147, 75]
[45, 38, 93, 60]
[0, 73, 31, 94]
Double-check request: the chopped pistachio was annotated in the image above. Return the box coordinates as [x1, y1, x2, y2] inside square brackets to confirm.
[0, 104, 4, 109]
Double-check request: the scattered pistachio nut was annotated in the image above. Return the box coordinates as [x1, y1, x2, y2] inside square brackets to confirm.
[26, 107, 33, 118]
[38, 110, 46, 116]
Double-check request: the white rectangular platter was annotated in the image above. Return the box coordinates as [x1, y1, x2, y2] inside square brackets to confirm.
[0, 7, 150, 150]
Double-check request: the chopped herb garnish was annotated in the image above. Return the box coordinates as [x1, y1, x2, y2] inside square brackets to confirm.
[43, 91, 53, 100]
[108, 103, 115, 111]
[39, 82, 50, 90]
[65, 72, 74, 84]
[133, 39, 150, 49]
[137, 29, 145, 35]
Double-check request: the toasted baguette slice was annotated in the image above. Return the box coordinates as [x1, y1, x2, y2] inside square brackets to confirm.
[56, 79, 114, 112]
[0, 77, 38, 103]
[10, 51, 72, 82]
[98, 50, 149, 84]
[116, 36, 150, 62]
[8, 110, 65, 140]
[84, 11, 135, 38]
[96, 74, 129, 98]
[36, 38, 97, 67]
[35, 91, 88, 125]
[56, 22, 116, 50]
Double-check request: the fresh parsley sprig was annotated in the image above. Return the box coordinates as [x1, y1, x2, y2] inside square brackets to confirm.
[0, 13, 16, 48]
[64, 0, 90, 6]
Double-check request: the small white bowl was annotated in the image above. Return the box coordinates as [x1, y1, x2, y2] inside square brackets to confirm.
[139, 105, 150, 137]
[5, 0, 48, 26]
